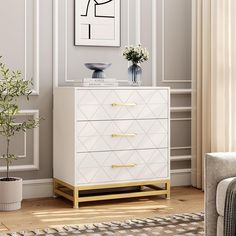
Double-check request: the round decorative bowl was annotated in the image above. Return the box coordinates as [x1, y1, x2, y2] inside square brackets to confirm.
[84, 63, 112, 78]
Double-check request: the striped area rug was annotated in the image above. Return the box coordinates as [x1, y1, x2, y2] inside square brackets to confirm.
[2, 212, 204, 236]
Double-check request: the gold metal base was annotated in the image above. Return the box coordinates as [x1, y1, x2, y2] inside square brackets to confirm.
[53, 178, 171, 209]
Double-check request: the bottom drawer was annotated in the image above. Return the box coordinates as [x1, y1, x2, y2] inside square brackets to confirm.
[76, 149, 169, 185]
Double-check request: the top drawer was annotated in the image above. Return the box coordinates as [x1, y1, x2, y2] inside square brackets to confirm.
[76, 89, 169, 121]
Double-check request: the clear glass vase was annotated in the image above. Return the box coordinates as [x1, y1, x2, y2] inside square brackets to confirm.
[128, 63, 142, 86]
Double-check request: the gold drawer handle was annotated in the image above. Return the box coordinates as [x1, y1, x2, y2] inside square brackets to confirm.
[112, 164, 137, 168]
[111, 103, 137, 107]
[112, 133, 136, 137]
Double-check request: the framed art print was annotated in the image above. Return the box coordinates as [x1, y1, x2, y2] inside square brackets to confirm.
[75, 0, 120, 47]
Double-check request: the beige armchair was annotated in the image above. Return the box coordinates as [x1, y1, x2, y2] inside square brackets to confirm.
[205, 153, 236, 236]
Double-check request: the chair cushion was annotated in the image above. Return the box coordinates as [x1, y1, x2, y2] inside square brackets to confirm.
[216, 177, 235, 216]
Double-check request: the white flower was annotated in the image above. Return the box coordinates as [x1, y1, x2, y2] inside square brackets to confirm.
[122, 44, 149, 63]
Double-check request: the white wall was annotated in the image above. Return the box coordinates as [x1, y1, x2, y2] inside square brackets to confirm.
[55, 0, 192, 184]
[0, 0, 53, 180]
[0, 0, 192, 193]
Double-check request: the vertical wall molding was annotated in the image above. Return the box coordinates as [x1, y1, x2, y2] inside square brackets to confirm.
[151, 0, 191, 85]
[161, 0, 165, 83]
[64, 0, 73, 83]
[24, 0, 40, 95]
[53, 0, 59, 89]
[17, 131, 27, 159]
[152, 0, 192, 86]
[24, 0, 27, 85]
[126, 0, 130, 69]
[152, 0, 157, 86]
[0, 110, 40, 172]
[33, 0, 40, 94]
[135, 0, 141, 45]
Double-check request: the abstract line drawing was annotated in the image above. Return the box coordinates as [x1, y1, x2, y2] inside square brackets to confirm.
[81, 0, 114, 18]
[75, 0, 120, 46]
[88, 24, 91, 39]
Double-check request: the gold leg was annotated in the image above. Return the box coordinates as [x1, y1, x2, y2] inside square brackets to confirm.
[73, 187, 79, 209]
[165, 181, 171, 199]
[54, 178, 171, 208]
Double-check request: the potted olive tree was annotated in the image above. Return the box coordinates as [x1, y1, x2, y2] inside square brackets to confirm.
[0, 58, 40, 211]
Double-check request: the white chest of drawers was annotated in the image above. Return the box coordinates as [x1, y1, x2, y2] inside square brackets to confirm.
[53, 87, 170, 208]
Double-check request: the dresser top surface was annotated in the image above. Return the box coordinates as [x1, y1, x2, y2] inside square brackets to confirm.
[55, 86, 170, 91]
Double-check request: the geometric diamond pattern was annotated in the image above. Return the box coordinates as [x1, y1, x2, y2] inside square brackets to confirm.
[76, 89, 168, 121]
[76, 149, 168, 185]
[76, 119, 168, 152]
[74, 89, 170, 186]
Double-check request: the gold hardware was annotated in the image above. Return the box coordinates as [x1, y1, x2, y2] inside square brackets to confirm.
[111, 133, 136, 137]
[111, 164, 137, 168]
[111, 103, 137, 107]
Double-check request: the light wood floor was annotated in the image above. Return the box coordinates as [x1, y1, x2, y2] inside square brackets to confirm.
[0, 187, 204, 233]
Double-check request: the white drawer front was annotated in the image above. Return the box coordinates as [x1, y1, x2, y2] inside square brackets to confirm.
[76, 119, 168, 152]
[76, 89, 168, 120]
[76, 149, 168, 185]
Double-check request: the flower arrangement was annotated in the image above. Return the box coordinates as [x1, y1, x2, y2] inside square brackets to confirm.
[122, 44, 149, 64]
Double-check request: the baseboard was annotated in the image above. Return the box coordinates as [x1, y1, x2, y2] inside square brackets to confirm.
[23, 179, 53, 199]
[22, 173, 191, 199]
[171, 171, 191, 187]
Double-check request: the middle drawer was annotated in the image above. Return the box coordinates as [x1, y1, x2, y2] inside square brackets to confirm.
[76, 119, 168, 153]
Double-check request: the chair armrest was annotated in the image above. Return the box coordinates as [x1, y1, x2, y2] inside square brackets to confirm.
[205, 152, 236, 236]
